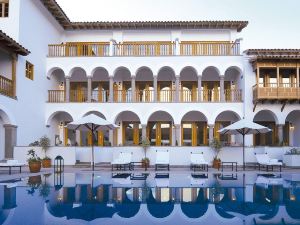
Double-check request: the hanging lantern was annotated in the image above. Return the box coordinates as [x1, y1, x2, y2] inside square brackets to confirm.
[54, 155, 64, 173]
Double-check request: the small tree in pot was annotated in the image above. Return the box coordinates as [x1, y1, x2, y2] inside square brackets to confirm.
[27, 149, 42, 173]
[141, 137, 150, 170]
[39, 135, 51, 168]
[210, 138, 222, 169]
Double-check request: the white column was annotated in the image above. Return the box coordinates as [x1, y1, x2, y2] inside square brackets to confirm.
[208, 124, 214, 144]
[153, 75, 158, 102]
[198, 75, 202, 102]
[109, 130, 114, 146]
[109, 76, 114, 102]
[141, 124, 147, 139]
[65, 77, 70, 102]
[87, 76, 92, 102]
[3, 124, 17, 158]
[131, 76, 136, 102]
[175, 76, 180, 102]
[109, 39, 114, 56]
[175, 124, 181, 146]
[277, 124, 284, 143]
[220, 75, 225, 102]
[175, 38, 180, 55]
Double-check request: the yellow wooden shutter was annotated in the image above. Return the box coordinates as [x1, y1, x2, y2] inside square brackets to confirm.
[98, 131, 104, 146]
[213, 82, 219, 102]
[113, 83, 118, 102]
[98, 83, 102, 102]
[64, 127, 68, 146]
[192, 84, 197, 102]
[203, 122, 208, 145]
[133, 123, 139, 145]
[156, 122, 161, 146]
[203, 82, 208, 101]
[214, 122, 220, 140]
[157, 84, 161, 102]
[122, 122, 126, 145]
[192, 122, 197, 146]
[88, 131, 93, 146]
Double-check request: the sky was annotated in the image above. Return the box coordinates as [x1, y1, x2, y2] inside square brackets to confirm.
[56, 0, 300, 50]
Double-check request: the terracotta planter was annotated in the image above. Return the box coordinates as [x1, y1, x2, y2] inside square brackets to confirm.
[213, 159, 221, 169]
[42, 159, 51, 168]
[28, 161, 41, 173]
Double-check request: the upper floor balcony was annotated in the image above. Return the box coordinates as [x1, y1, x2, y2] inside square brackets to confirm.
[252, 64, 300, 109]
[0, 75, 14, 98]
[47, 66, 243, 103]
[48, 40, 241, 57]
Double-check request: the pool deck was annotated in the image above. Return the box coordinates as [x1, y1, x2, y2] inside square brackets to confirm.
[0, 165, 298, 182]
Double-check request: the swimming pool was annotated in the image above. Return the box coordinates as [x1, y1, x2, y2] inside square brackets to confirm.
[0, 172, 299, 225]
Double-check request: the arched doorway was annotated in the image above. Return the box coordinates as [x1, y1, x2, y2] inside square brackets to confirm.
[253, 110, 278, 146]
[181, 111, 208, 146]
[180, 67, 198, 102]
[214, 111, 240, 145]
[157, 67, 175, 102]
[47, 111, 73, 146]
[114, 67, 132, 102]
[115, 111, 141, 146]
[69, 67, 87, 102]
[147, 111, 174, 146]
[285, 110, 300, 146]
[136, 67, 154, 102]
[202, 67, 220, 102]
[91, 67, 109, 103]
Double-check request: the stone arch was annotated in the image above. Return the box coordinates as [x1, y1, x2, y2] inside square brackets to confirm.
[83, 111, 106, 119]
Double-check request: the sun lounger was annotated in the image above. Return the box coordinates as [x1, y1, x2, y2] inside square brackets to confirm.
[255, 153, 282, 172]
[190, 152, 209, 172]
[0, 160, 25, 175]
[111, 152, 132, 171]
[155, 150, 169, 171]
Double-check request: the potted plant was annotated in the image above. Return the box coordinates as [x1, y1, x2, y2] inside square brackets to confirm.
[141, 137, 150, 170]
[210, 138, 222, 169]
[27, 149, 42, 173]
[39, 135, 51, 168]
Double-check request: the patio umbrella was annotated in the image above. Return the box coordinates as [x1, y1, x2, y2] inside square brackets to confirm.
[218, 118, 271, 170]
[66, 114, 118, 171]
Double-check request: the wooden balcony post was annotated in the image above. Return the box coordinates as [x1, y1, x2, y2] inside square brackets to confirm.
[65, 77, 70, 102]
[276, 65, 280, 88]
[198, 75, 202, 102]
[153, 75, 158, 102]
[175, 76, 180, 102]
[131, 76, 136, 102]
[109, 76, 114, 102]
[87, 76, 92, 102]
[256, 67, 260, 86]
[220, 75, 225, 102]
[11, 55, 16, 97]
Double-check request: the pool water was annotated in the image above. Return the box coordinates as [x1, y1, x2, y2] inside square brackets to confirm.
[0, 172, 299, 225]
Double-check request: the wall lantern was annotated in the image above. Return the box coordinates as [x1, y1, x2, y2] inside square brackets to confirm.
[54, 155, 64, 173]
[59, 121, 64, 129]
[290, 123, 295, 130]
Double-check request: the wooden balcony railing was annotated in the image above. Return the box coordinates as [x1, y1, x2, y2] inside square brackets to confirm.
[225, 89, 242, 102]
[158, 90, 175, 102]
[48, 90, 65, 102]
[48, 41, 240, 57]
[70, 90, 88, 102]
[114, 90, 133, 102]
[114, 42, 175, 56]
[0, 75, 13, 98]
[135, 90, 154, 102]
[48, 42, 110, 57]
[180, 90, 198, 102]
[180, 41, 240, 56]
[91, 90, 109, 102]
[202, 89, 220, 102]
[253, 83, 300, 102]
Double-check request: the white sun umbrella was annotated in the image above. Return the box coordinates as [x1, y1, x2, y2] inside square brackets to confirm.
[66, 114, 118, 171]
[218, 118, 271, 170]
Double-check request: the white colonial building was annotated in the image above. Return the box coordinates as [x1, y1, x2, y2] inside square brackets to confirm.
[0, 0, 300, 165]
